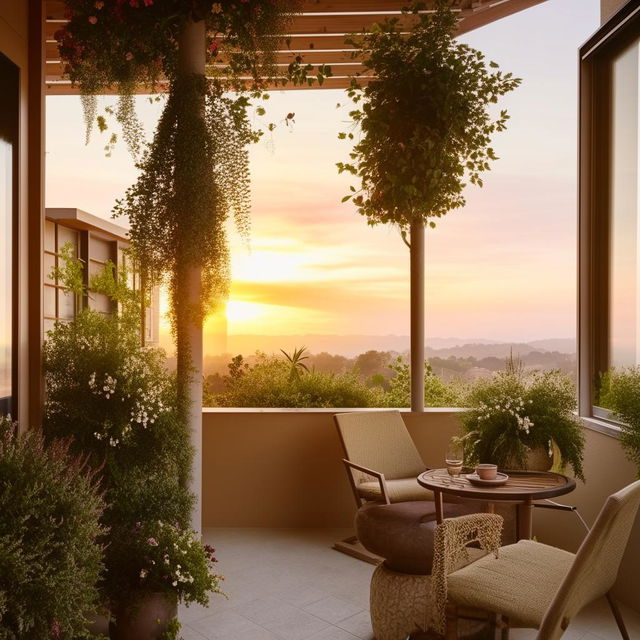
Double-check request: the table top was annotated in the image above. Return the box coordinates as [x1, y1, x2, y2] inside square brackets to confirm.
[417, 468, 576, 502]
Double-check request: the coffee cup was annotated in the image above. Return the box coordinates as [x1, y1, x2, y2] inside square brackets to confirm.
[476, 464, 498, 480]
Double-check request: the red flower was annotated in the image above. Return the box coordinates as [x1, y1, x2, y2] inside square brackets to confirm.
[88, 15, 98, 24]
[208, 40, 219, 54]
[144, 0, 154, 5]
[130, 0, 140, 7]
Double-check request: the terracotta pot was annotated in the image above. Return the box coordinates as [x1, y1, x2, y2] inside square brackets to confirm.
[110, 592, 177, 640]
[505, 445, 553, 472]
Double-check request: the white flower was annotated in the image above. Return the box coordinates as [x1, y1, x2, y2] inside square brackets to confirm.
[140, 569, 148, 578]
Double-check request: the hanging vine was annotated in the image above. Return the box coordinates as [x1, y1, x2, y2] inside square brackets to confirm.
[56, 0, 318, 333]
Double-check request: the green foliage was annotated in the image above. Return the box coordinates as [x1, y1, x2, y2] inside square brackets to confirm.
[385, 357, 465, 408]
[0, 417, 105, 640]
[280, 346, 310, 381]
[215, 353, 384, 408]
[42, 254, 222, 612]
[460, 359, 585, 480]
[338, 2, 520, 230]
[599, 367, 640, 476]
[106, 521, 223, 609]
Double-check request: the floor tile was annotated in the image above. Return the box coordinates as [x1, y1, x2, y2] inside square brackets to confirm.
[302, 595, 363, 625]
[172, 529, 640, 640]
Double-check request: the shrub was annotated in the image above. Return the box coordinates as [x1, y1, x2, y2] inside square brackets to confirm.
[106, 520, 223, 609]
[215, 353, 384, 408]
[599, 367, 640, 476]
[460, 359, 584, 480]
[0, 417, 105, 640]
[384, 357, 465, 408]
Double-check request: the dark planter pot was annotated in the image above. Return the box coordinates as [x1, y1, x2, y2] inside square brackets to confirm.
[109, 592, 177, 640]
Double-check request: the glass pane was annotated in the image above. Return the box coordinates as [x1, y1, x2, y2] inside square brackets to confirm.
[43, 285, 56, 318]
[43, 318, 57, 337]
[58, 289, 76, 320]
[89, 293, 112, 314]
[57, 225, 78, 254]
[609, 40, 640, 367]
[44, 220, 55, 252]
[0, 140, 11, 408]
[89, 236, 113, 263]
[44, 252, 56, 283]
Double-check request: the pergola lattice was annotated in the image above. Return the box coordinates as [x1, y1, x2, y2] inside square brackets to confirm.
[44, 0, 548, 93]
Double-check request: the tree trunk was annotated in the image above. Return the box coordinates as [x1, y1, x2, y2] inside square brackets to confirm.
[410, 220, 425, 412]
[176, 17, 206, 534]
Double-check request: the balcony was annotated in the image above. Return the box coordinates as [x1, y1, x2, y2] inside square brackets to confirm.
[192, 409, 640, 638]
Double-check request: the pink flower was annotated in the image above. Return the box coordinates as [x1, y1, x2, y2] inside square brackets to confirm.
[126, 52, 133, 60]
[88, 15, 98, 24]
[51, 621, 61, 639]
[147, 537, 158, 546]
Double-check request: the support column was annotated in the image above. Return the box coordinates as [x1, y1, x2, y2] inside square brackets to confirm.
[177, 18, 205, 534]
[410, 219, 425, 412]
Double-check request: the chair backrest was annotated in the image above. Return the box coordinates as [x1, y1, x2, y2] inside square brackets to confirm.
[538, 479, 640, 640]
[334, 410, 425, 484]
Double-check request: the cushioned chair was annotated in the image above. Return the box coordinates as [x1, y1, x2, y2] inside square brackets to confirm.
[431, 480, 640, 640]
[334, 410, 433, 504]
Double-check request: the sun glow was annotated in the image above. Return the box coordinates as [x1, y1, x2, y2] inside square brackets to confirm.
[225, 300, 266, 324]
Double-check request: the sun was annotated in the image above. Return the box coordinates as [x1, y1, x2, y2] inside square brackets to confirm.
[225, 300, 265, 324]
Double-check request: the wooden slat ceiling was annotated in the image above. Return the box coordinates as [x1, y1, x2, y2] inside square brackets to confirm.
[44, 0, 549, 93]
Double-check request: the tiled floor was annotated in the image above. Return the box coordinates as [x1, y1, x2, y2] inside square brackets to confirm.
[178, 528, 640, 640]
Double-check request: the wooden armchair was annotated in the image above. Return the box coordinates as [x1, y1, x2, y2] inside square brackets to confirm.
[431, 480, 640, 640]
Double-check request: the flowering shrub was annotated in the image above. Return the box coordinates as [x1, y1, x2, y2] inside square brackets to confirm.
[0, 417, 105, 640]
[106, 520, 224, 608]
[459, 359, 585, 480]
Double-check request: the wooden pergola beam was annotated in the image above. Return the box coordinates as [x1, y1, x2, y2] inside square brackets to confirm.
[43, 0, 550, 94]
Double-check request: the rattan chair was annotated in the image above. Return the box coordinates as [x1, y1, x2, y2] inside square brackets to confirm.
[431, 480, 640, 640]
[334, 410, 432, 505]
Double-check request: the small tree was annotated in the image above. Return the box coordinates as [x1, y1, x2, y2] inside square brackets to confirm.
[338, 2, 520, 409]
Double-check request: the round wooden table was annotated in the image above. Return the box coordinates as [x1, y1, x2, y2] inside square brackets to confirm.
[417, 468, 576, 540]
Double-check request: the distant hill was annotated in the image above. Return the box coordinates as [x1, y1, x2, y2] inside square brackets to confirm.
[220, 334, 576, 359]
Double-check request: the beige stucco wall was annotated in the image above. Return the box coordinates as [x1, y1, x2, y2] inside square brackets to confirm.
[203, 411, 639, 610]
[601, 0, 628, 23]
[201, 409, 461, 528]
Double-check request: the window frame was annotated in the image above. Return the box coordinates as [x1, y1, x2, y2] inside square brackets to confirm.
[0, 53, 19, 418]
[578, 0, 640, 422]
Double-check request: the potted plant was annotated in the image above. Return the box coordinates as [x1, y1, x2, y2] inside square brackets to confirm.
[0, 417, 105, 639]
[459, 358, 585, 481]
[599, 367, 640, 476]
[106, 520, 223, 640]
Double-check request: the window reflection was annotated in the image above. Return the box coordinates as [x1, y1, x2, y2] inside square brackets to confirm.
[609, 39, 640, 367]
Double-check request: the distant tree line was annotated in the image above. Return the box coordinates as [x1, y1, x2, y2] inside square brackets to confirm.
[203, 347, 575, 409]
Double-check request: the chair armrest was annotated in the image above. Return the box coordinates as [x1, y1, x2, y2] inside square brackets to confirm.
[342, 459, 390, 504]
[430, 513, 504, 635]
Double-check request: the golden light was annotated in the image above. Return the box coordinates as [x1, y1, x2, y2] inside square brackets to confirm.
[225, 300, 266, 324]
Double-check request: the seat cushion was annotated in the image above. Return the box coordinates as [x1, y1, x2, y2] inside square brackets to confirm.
[357, 477, 434, 502]
[447, 540, 575, 628]
[356, 500, 478, 574]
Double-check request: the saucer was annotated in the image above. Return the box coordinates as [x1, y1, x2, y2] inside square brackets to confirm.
[466, 472, 509, 486]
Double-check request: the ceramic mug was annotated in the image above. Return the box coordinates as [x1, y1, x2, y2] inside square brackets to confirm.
[476, 463, 498, 480]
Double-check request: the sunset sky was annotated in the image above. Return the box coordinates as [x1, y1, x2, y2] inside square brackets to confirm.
[45, 0, 600, 354]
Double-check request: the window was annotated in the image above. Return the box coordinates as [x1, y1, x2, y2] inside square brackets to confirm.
[579, 0, 640, 416]
[44, 221, 80, 335]
[0, 54, 18, 417]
